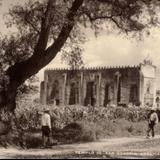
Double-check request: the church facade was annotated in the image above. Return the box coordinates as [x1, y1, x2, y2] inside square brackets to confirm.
[40, 61, 160, 107]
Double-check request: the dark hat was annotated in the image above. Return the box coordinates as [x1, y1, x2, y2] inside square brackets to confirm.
[44, 108, 50, 112]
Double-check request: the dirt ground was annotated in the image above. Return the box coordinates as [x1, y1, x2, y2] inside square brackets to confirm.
[1, 135, 160, 159]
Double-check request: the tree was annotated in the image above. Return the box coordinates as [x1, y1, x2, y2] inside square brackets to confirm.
[0, 0, 159, 113]
[61, 46, 84, 69]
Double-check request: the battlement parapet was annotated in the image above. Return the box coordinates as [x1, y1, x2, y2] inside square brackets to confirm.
[44, 65, 141, 73]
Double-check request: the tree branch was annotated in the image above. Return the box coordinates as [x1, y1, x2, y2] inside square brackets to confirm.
[33, 0, 54, 55]
[83, 10, 124, 31]
[7, 0, 84, 86]
[44, 0, 84, 61]
[25, 16, 40, 34]
[10, 9, 40, 34]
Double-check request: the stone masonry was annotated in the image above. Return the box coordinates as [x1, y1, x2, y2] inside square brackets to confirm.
[40, 61, 160, 107]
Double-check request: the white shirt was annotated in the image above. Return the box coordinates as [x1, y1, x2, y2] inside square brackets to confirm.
[150, 112, 159, 124]
[41, 113, 51, 129]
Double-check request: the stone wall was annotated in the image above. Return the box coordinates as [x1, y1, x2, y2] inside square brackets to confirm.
[140, 63, 157, 106]
[41, 66, 141, 106]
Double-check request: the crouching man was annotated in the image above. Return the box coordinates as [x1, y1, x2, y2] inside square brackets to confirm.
[147, 107, 159, 139]
[41, 108, 51, 148]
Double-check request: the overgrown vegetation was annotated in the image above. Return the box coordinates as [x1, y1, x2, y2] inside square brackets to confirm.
[14, 102, 152, 131]
[1, 98, 159, 148]
[0, 89, 160, 149]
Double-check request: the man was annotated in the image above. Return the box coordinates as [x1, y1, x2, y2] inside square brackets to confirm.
[41, 108, 51, 148]
[146, 107, 159, 139]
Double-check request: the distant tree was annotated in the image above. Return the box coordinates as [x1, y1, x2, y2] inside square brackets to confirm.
[61, 46, 84, 69]
[0, 0, 159, 113]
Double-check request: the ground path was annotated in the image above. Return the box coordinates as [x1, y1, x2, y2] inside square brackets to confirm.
[1, 136, 160, 159]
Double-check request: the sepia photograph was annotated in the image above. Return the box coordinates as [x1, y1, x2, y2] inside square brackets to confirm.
[1, 0, 160, 159]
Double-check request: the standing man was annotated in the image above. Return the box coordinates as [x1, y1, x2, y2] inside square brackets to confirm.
[147, 107, 159, 139]
[41, 108, 51, 148]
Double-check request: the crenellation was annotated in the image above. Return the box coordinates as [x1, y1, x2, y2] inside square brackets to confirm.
[44, 65, 142, 73]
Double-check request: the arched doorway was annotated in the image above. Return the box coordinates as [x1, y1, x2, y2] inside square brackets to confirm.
[69, 82, 79, 105]
[50, 80, 60, 105]
[104, 84, 110, 106]
[129, 84, 138, 105]
[84, 82, 96, 106]
[156, 97, 160, 107]
[115, 71, 121, 105]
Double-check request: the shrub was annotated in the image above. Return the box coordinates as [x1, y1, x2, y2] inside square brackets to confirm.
[53, 121, 101, 144]
[76, 121, 101, 142]
[14, 100, 152, 132]
[25, 132, 42, 149]
[1, 98, 156, 147]
[0, 121, 11, 136]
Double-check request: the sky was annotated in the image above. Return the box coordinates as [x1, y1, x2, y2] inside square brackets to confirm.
[1, 0, 160, 81]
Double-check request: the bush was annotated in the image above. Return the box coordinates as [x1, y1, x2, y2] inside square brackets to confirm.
[1, 98, 155, 147]
[76, 121, 101, 142]
[0, 121, 11, 135]
[15, 100, 152, 132]
[25, 132, 42, 149]
[53, 121, 101, 144]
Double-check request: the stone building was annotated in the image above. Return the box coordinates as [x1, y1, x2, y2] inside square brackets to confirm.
[40, 61, 160, 107]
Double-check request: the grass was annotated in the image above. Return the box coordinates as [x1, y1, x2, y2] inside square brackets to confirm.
[0, 118, 156, 149]
[1, 102, 160, 149]
[18, 119, 156, 149]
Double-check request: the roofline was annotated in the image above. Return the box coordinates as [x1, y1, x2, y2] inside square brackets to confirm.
[44, 65, 141, 72]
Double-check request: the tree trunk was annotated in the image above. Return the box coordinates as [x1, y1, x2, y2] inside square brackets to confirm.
[0, 80, 18, 112]
[0, 0, 84, 144]
[0, 80, 17, 139]
[0, 102, 17, 147]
